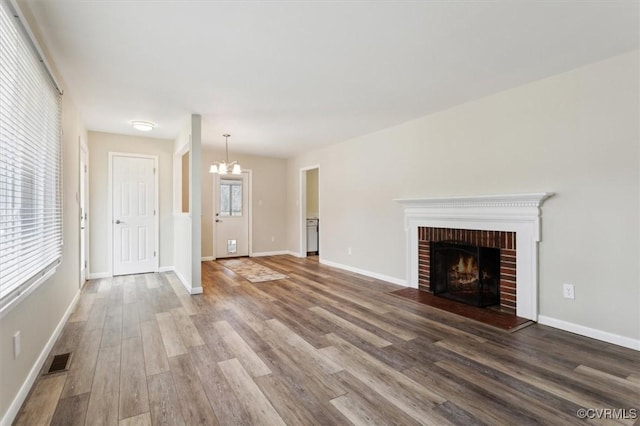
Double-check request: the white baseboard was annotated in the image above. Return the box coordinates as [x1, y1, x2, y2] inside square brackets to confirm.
[87, 272, 110, 279]
[158, 266, 174, 273]
[251, 251, 290, 257]
[190, 286, 203, 295]
[201, 256, 214, 262]
[1, 289, 81, 426]
[172, 268, 191, 293]
[284, 250, 303, 258]
[319, 259, 406, 286]
[537, 315, 640, 351]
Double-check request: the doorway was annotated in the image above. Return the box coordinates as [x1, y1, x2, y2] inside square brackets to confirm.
[213, 170, 252, 258]
[110, 153, 159, 275]
[299, 166, 320, 258]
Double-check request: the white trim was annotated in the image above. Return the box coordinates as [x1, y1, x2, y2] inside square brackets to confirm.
[396, 193, 553, 321]
[171, 267, 201, 294]
[1, 289, 81, 426]
[87, 272, 111, 280]
[201, 256, 214, 262]
[0, 264, 59, 320]
[285, 250, 302, 258]
[158, 266, 174, 273]
[299, 165, 321, 258]
[79, 142, 89, 288]
[320, 259, 406, 286]
[251, 251, 290, 257]
[108, 152, 160, 276]
[538, 315, 640, 351]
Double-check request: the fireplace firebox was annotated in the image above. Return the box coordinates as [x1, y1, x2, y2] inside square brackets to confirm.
[431, 241, 500, 307]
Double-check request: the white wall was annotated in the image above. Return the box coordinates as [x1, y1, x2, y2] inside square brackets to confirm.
[286, 51, 640, 343]
[0, 90, 87, 422]
[88, 132, 174, 275]
[201, 148, 288, 257]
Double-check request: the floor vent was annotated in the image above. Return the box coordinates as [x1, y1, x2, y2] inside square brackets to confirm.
[45, 352, 72, 375]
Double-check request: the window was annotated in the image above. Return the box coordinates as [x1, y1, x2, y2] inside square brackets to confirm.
[219, 179, 242, 217]
[0, 1, 63, 313]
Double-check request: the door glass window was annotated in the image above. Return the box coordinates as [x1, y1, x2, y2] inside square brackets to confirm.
[219, 179, 242, 216]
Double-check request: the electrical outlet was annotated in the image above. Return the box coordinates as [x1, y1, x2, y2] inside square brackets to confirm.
[13, 331, 20, 359]
[347, 247, 352, 255]
[271, 236, 275, 242]
[563, 283, 575, 300]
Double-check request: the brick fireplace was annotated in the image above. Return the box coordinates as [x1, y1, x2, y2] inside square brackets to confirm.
[396, 193, 553, 321]
[418, 227, 517, 314]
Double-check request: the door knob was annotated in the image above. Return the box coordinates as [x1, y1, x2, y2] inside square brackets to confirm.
[216, 219, 222, 223]
[115, 219, 124, 224]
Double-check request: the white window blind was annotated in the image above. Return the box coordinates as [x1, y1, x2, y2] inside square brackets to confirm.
[0, 0, 63, 312]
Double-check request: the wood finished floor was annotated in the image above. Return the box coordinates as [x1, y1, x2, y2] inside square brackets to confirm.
[15, 255, 640, 425]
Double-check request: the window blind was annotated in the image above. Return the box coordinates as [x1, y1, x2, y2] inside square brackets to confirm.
[0, 0, 63, 312]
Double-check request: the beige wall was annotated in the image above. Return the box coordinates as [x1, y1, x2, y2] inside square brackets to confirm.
[306, 168, 319, 218]
[88, 131, 174, 273]
[0, 91, 87, 422]
[286, 51, 640, 342]
[201, 148, 288, 257]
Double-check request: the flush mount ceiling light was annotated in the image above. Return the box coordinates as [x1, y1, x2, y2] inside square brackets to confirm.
[210, 134, 241, 175]
[131, 120, 155, 132]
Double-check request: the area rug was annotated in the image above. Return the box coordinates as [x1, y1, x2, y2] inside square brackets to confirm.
[219, 259, 288, 283]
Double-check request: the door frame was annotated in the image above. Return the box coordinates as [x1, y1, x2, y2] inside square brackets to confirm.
[108, 152, 160, 276]
[79, 142, 89, 286]
[212, 169, 252, 260]
[299, 165, 320, 258]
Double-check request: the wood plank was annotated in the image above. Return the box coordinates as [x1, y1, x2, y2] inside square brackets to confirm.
[156, 311, 187, 357]
[122, 275, 137, 304]
[170, 307, 205, 347]
[119, 337, 150, 419]
[320, 333, 447, 425]
[15, 374, 67, 426]
[119, 412, 151, 426]
[50, 393, 90, 426]
[309, 306, 392, 348]
[189, 345, 252, 425]
[264, 318, 342, 374]
[61, 327, 102, 398]
[101, 304, 123, 348]
[169, 354, 219, 425]
[85, 344, 121, 426]
[122, 303, 141, 339]
[254, 373, 320, 425]
[218, 358, 286, 426]
[140, 319, 170, 376]
[69, 293, 96, 322]
[330, 370, 424, 426]
[147, 372, 186, 426]
[213, 320, 271, 377]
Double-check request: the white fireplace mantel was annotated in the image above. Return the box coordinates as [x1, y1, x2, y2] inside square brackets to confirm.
[395, 193, 554, 320]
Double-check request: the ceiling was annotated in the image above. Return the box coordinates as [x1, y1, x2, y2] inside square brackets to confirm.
[19, 0, 639, 158]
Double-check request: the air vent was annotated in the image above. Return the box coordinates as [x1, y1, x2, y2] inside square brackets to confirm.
[45, 352, 72, 375]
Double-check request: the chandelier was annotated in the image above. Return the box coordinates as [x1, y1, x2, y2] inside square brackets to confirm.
[209, 133, 241, 175]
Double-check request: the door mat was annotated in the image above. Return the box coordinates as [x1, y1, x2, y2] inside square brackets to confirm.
[219, 259, 288, 283]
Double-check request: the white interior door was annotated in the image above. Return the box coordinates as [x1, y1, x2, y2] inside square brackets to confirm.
[112, 155, 157, 275]
[79, 148, 88, 285]
[215, 172, 249, 258]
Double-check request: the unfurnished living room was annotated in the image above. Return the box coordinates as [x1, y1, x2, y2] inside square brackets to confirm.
[0, 1, 638, 425]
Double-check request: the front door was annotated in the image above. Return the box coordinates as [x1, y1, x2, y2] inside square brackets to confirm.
[112, 155, 157, 275]
[215, 172, 249, 258]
